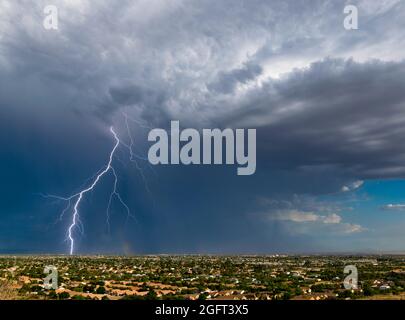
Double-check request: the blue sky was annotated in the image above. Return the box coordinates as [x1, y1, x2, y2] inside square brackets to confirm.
[1, 0, 405, 254]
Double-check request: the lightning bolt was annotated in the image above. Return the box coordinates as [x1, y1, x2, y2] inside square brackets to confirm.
[42, 114, 155, 255]
[43, 127, 132, 255]
[121, 112, 155, 199]
[68, 127, 117, 255]
[67, 127, 120, 255]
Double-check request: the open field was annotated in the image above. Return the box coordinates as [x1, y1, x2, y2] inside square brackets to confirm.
[1, 255, 405, 300]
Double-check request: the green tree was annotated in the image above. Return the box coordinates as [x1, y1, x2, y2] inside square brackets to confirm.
[96, 286, 106, 294]
[198, 293, 208, 300]
[58, 292, 70, 300]
[146, 289, 158, 300]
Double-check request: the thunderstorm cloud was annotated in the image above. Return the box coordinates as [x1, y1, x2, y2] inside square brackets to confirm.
[0, 0, 405, 253]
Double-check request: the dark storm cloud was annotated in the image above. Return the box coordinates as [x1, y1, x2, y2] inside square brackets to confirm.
[208, 63, 263, 94]
[226, 58, 405, 180]
[0, 0, 405, 252]
[1, 0, 404, 125]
